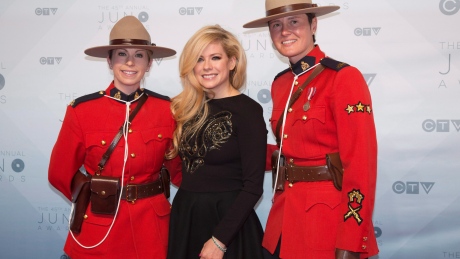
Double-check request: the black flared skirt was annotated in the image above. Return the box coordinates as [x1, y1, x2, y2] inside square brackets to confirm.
[167, 188, 264, 259]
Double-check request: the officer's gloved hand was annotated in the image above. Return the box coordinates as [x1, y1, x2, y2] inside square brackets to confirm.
[335, 248, 360, 259]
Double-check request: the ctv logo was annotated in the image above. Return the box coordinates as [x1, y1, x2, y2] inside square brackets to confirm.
[35, 8, 58, 16]
[422, 119, 460, 132]
[179, 7, 203, 15]
[354, 28, 381, 36]
[40, 57, 62, 65]
[392, 181, 435, 194]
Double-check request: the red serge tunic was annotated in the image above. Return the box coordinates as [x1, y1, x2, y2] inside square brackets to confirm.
[263, 46, 379, 258]
[48, 82, 182, 259]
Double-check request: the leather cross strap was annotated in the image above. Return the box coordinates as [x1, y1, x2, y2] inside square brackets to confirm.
[95, 93, 148, 175]
[275, 64, 325, 146]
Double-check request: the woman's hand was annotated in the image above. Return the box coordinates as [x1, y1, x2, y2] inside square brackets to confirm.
[199, 237, 226, 259]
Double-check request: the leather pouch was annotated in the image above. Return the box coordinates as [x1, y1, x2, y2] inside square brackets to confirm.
[271, 150, 286, 191]
[90, 175, 120, 215]
[160, 166, 171, 199]
[326, 152, 344, 191]
[70, 170, 92, 234]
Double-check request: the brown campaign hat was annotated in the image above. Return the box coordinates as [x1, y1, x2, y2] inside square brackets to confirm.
[85, 16, 176, 58]
[243, 0, 339, 28]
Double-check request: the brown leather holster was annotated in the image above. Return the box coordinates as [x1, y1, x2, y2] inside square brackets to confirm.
[271, 150, 286, 192]
[326, 152, 344, 191]
[160, 166, 171, 199]
[70, 170, 92, 234]
[335, 249, 360, 259]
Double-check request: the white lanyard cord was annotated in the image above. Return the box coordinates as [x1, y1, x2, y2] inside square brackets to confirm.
[272, 64, 319, 201]
[69, 93, 143, 248]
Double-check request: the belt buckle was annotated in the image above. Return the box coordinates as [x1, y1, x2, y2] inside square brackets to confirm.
[126, 184, 138, 204]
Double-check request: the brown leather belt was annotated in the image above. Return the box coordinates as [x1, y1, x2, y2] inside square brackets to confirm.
[285, 164, 332, 183]
[121, 180, 163, 202]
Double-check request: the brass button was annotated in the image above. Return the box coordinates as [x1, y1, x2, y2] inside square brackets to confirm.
[294, 81, 299, 86]
[101, 140, 106, 145]
[128, 128, 133, 133]
[362, 245, 367, 250]
[302, 115, 307, 120]
[158, 134, 163, 139]
[289, 182, 293, 187]
[283, 134, 288, 139]
[363, 237, 368, 241]
[288, 108, 292, 112]
[130, 176, 135, 181]
[131, 201, 135, 205]
[289, 158, 294, 163]
[83, 214, 88, 219]
[101, 191, 106, 195]
[130, 153, 136, 158]
[99, 91, 104, 95]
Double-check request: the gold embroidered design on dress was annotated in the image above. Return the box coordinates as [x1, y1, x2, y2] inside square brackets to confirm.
[179, 111, 233, 174]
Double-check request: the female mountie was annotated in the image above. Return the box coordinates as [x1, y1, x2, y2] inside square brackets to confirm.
[244, 1, 379, 258]
[48, 16, 181, 258]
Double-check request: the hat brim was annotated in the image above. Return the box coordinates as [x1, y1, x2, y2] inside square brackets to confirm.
[84, 45, 176, 59]
[243, 6, 340, 28]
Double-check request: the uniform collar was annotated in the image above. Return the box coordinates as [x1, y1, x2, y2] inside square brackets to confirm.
[289, 45, 325, 76]
[106, 81, 144, 102]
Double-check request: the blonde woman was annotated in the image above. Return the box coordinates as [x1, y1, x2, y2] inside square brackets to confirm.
[167, 25, 266, 259]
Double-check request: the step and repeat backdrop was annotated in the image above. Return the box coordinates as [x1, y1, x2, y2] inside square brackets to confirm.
[1, 0, 459, 258]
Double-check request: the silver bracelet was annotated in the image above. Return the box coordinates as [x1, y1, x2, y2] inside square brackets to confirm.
[211, 236, 227, 253]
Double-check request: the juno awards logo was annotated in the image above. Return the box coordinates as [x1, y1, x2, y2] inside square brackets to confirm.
[439, 0, 460, 15]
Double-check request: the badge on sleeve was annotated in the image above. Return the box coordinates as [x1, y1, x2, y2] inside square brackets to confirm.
[345, 101, 372, 115]
[344, 189, 364, 225]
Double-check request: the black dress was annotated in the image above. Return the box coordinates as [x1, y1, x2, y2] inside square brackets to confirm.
[167, 94, 267, 259]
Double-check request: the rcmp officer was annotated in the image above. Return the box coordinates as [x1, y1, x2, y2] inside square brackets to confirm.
[48, 16, 182, 258]
[243, 1, 379, 258]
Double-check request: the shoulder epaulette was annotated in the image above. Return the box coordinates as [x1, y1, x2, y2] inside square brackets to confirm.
[320, 57, 349, 71]
[70, 90, 105, 107]
[143, 89, 171, 101]
[274, 67, 291, 81]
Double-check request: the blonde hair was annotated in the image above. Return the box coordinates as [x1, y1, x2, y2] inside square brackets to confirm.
[168, 25, 247, 158]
